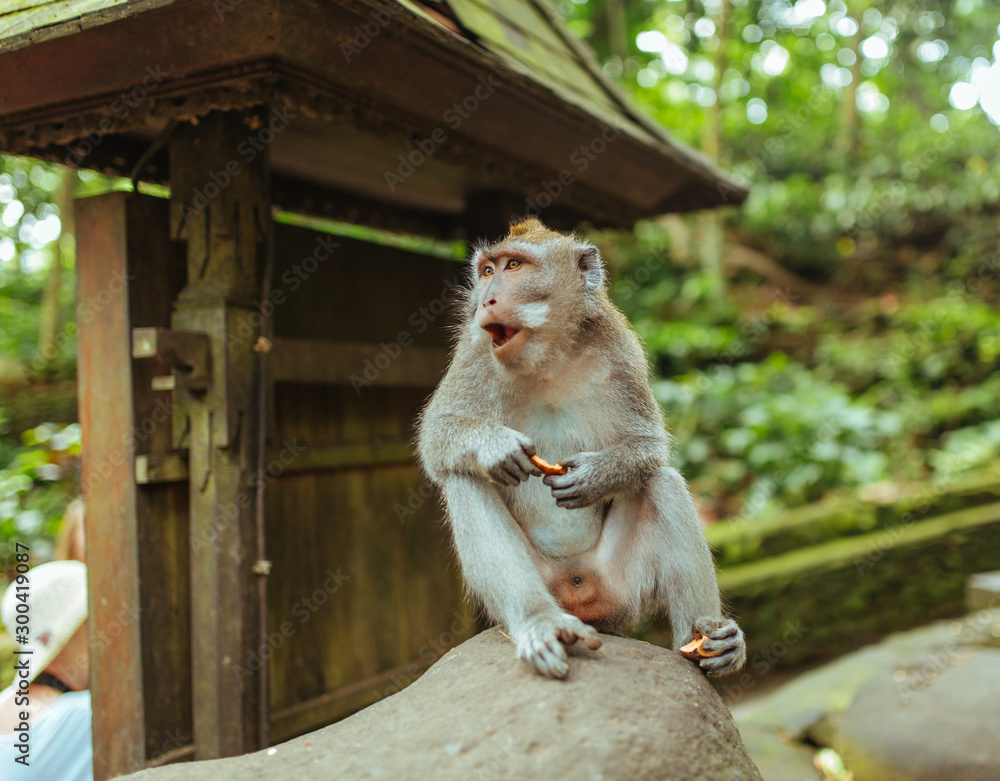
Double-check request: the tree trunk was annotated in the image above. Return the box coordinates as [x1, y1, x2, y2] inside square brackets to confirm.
[604, 0, 628, 60]
[838, 19, 863, 157]
[697, 0, 729, 300]
[37, 166, 76, 368]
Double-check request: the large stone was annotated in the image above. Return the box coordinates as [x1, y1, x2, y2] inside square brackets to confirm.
[737, 607, 1000, 740]
[830, 647, 1000, 781]
[125, 628, 761, 781]
[738, 724, 821, 781]
[967, 570, 1000, 611]
[734, 609, 1000, 781]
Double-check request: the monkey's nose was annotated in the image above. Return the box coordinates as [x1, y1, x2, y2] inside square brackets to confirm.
[485, 298, 496, 307]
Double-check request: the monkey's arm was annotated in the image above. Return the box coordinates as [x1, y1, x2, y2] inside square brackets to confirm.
[418, 351, 544, 485]
[418, 411, 543, 486]
[544, 433, 669, 509]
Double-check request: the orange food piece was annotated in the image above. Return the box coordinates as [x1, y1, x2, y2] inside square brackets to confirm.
[530, 455, 568, 475]
[679, 635, 722, 659]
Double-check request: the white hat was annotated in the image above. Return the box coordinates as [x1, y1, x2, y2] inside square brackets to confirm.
[2, 560, 88, 684]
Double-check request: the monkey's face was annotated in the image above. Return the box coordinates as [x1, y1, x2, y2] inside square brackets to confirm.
[471, 221, 604, 371]
[473, 246, 556, 368]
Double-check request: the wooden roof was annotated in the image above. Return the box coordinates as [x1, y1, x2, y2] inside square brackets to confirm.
[0, 0, 746, 234]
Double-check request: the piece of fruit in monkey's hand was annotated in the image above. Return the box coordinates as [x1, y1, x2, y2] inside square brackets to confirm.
[530, 455, 568, 475]
[679, 635, 723, 659]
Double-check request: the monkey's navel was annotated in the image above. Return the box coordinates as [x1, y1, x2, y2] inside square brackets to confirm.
[572, 575, 583, 587]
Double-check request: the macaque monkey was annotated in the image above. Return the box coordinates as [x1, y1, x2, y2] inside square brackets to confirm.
[417, 219, 746, 678]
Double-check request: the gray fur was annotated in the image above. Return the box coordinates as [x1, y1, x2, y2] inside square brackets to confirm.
[417, 223, 746, 678]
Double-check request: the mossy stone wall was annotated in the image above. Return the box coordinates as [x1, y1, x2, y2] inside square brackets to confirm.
[640, 471, 1000, 671]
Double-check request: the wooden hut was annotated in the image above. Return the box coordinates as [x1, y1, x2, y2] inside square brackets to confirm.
[0, 1, 746, 778]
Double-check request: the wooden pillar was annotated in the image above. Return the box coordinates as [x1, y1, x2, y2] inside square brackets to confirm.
[75, 194, 145, 779]
[168, 110, 268, 757]
[77, 193, 193, 779]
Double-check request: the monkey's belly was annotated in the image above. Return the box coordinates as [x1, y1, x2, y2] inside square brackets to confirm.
[505, 478, 603, 558]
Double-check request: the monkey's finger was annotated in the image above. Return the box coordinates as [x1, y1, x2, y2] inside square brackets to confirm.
[542, 474, 576, 489]
[505, 464, 531, 484]
[568, 622, 602, 650]
[523, 640, 569, 678]
[517, 438, 538, 458]
[490, 467, 520, 486]
[551, 491, 584, 506]
[700, 635, 740, 655]
[543, 639, 570, 678]
[699, 649, 745, 676]
[706, 621, 739, 640]
[504, 459, 532, 482]
[549, 485, 590, 504]
[555, 496, 593, 510]
[547, 480, 580, 493]
[541, 655, 569, 679]
[515, 452, 543, 477]
[556, 628, 580, 646]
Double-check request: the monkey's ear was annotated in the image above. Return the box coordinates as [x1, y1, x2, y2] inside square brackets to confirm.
[575, 243, 606, 293]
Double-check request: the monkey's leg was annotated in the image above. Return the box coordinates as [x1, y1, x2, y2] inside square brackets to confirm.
[604, 467, 746, 676]
[442, 475, 601, 678]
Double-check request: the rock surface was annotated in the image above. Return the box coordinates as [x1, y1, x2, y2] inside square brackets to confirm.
[831, 647, 1000, 781]
[734, 608, 1000, 781]
[125, 628, 761, 781]
[967, 569, 1000, 611]
[737, 724, 821, 781]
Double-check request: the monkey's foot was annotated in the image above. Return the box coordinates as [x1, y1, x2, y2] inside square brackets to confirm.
[687, 617, 746, 676]
[515, 611, 602, 679]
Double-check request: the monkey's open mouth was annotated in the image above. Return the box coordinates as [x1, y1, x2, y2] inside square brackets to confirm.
[484, 323, 521, 349]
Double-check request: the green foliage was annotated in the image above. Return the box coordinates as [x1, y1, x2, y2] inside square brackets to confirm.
[562, 0, 1000, 520]
[656, 353, 902, 515]
[560, 0, 1000, 277]
[0, 155, 76, 378]
[603, 234, 1000, 515]
[0, 422, 80, 576]
[1, 155, 81, 569]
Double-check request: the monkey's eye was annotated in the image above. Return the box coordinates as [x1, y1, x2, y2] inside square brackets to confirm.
[483, 266, 494, 277]
[506, 259, 521, 270]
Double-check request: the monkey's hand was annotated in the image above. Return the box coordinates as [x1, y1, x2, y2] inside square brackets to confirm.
[541, 451, 615, 509]
[515, 609, 602, 678]
[687, 617, 746, 677]
[478, 428, 543, 487]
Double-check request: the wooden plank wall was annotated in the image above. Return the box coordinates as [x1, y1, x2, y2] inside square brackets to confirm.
[264, 226, 475, 741]
[126, 197, 194, 765]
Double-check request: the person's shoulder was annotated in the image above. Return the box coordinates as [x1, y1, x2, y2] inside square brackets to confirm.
[58, 690, 91, 708]
[42, 690, 92, 731]
[54, 690, 92, 713]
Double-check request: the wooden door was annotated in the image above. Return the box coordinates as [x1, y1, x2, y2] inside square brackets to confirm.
[263, 225, 475, 741]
